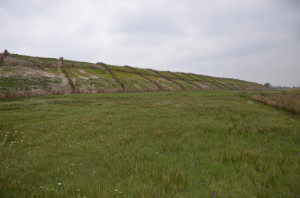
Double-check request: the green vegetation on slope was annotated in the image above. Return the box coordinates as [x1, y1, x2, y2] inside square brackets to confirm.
[0, 76, 62, 92]
[113, 71, 158, 90]
[64, 68, 120, 89]
[0, 90, 299, 197]
[0, 52, 268, 98]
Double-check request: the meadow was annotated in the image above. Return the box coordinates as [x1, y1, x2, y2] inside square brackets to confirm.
[0, 90, 299, 197]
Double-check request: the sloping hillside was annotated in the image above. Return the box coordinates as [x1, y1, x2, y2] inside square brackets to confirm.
[0, 51, 268, 98]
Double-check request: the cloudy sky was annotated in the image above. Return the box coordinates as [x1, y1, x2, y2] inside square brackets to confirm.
[1, 0, 299, 86]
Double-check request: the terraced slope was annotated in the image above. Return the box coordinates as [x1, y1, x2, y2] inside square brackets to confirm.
[0, 52, 268, 98]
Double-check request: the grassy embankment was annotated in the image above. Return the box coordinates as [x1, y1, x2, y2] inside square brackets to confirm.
[1, 53, 268, 99]
[0, 90, 299, 197]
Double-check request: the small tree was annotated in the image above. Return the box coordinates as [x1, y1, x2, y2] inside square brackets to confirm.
[264, 83, 271, 88]
[3, 50, 9, 56]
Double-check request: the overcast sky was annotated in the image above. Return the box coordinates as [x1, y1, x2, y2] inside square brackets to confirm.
[1, 0, 299, 86]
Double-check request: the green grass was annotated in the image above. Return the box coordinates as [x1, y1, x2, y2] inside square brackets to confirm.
[216, 78, 243, 89]
[43, 68, 62, 75]
[11, 54, 57, 62]
[113, 71, 158, 89]
[233, 80, 261, 90]
[65, 68, 81, 78]
[0, 76, 62, 92]
[200, 76, 225, 89]
[74, 78, 120, 89]
[83, 68, 113, 79]
[132, 68, 159, 76]
[158, 71, 179, 79]
[108, 65, 133, 73]
[0, 90, 299, 197]
[0, 66, 21, 75]
[147, 75, 181, 90]
[63, 68, 121, 89]
[9, 54, 58, 67]
[171, 79, 197, 90]
[173, 72, 194, 81]
[113, 71, 145, 80]
[62, 60, 95, 68]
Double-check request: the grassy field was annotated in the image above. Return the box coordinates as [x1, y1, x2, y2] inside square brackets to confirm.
[0, 90, 299, 197]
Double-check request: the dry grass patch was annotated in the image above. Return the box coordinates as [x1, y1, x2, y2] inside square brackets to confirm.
[252, 93, 300, 113]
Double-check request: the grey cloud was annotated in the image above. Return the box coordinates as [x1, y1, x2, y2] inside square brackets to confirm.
[0, 0, 61, 18]
[110, 2, 186, 38]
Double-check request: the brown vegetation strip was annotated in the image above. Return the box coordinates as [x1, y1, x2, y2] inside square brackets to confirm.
[101, 64, 126, 90]
[0, 54, 4, 63]
[252, 94, 300, 113]
[149, 69, 186, 90]
[218, 78, 247, 90]
[170, 72, 203, 90]
[0, 89, 70, 99]
[109, 68, 136, 75]
[125, 66, 165, 91]
[202, 75, 233, 90]
[0, 87, 174, 99]
[110, 67, 161, 78]
[182, 73, 213, 89]
[199, 76, 223, 89]
[217, 78, 239, 90]
[62, 67, 76, 90]
[234, 79, 260, 90]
